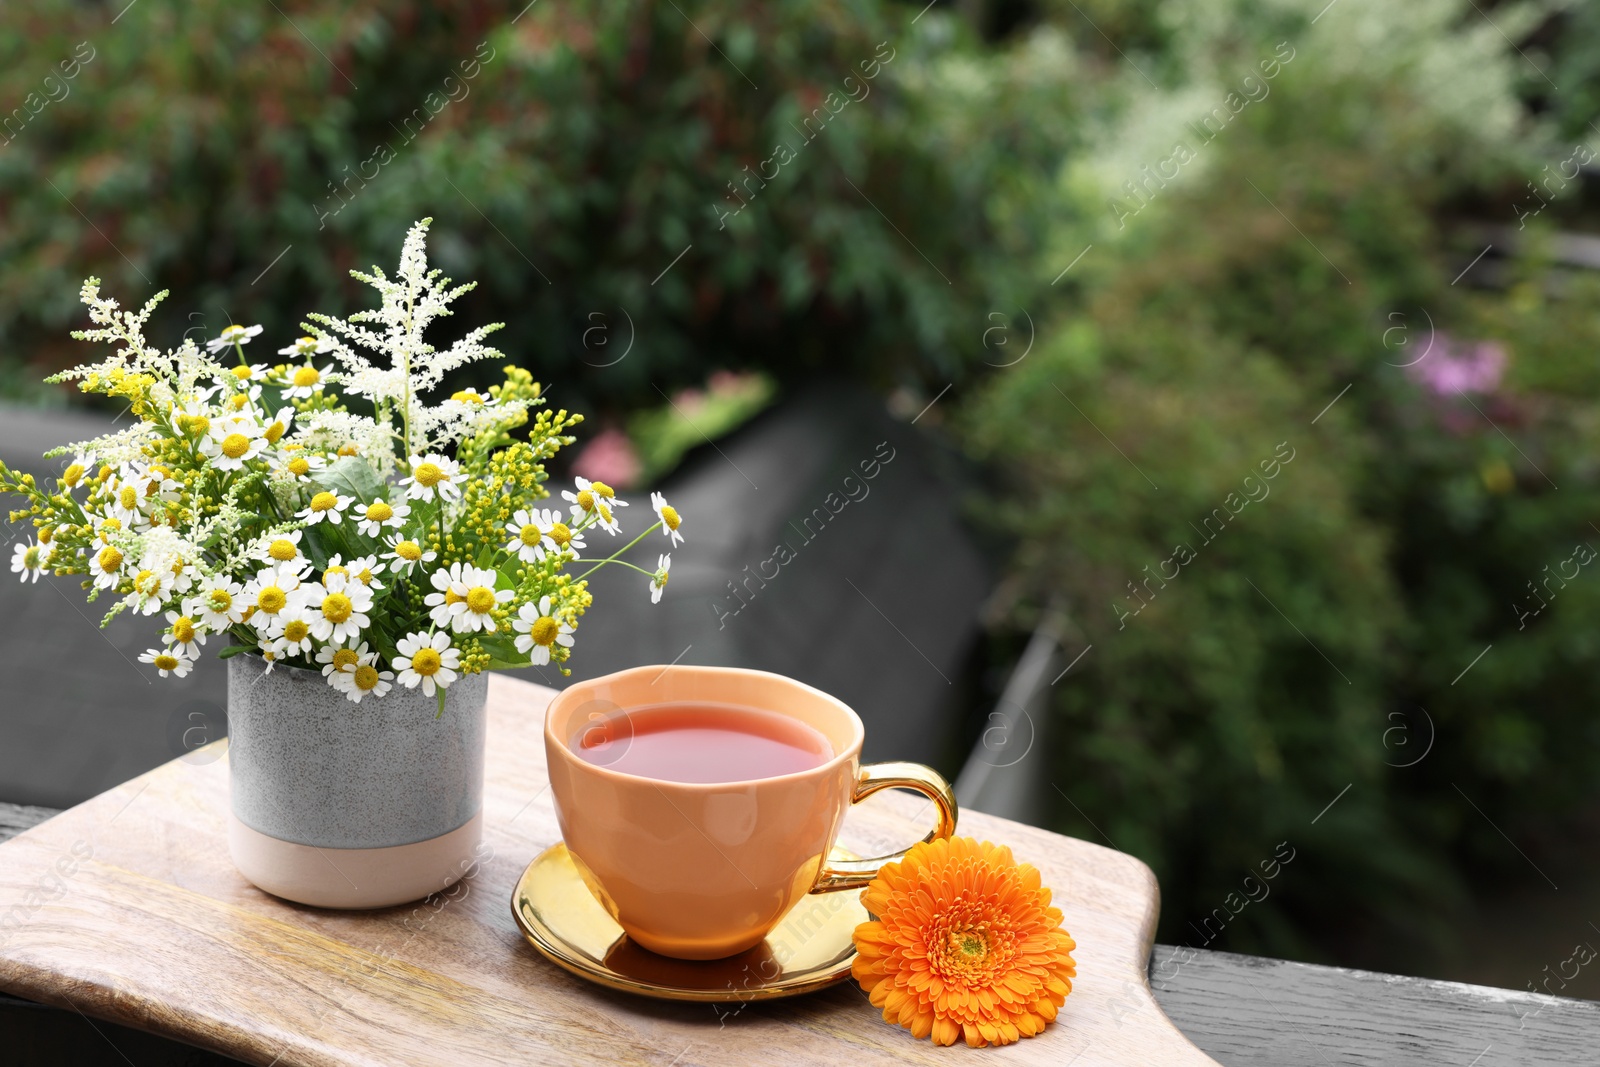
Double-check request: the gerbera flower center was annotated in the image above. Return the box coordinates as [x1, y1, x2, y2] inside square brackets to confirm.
[660, 505, 681, 530]
[283, 619, 310, 643]
[530, 617, 559, 646]
[549, 523, 572, 546]
[309, 491, 338, 512]
[154, 654, 179, 671]
[395, 541, 422, 561]
[287, 457, 311, 476]
[366, 501, 393, 522]
[172, 617, 196, 643]
[98, 546, 124, 572]
[354, 665, 380, 691]
[257, 587, 287, 614]
[293, 366, 321, 387]
[413, 462, 443, 487]
[208, 589, 232, 612]
[321, 593, 354, 623]
[268, 539, 298, 561]
[221, 433, 251, 459]
[410, 648, 442, 675]
[331, 648, 359, 672]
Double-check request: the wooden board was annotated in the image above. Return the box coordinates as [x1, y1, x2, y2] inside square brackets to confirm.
[0, 675, 1217, 1067]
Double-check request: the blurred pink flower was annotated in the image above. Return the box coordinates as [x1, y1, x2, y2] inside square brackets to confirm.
[571, 427, 641, 490]
[1404, 333, 1506, 397]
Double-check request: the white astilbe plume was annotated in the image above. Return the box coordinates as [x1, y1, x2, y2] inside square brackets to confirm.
[305, 218, 509, 455]
[291, 410, 396, 473]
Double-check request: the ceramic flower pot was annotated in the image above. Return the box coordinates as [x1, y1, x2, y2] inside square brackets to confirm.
[225, 655, 488, 909]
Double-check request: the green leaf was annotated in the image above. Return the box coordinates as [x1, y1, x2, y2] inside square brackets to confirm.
[216, 644, 254, 660]
[315, 456, 384, 504]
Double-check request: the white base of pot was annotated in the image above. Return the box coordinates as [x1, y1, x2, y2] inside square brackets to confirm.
[228, 811, 484, 909]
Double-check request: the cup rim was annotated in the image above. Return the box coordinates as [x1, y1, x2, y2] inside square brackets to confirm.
[544, 664, 865, 790]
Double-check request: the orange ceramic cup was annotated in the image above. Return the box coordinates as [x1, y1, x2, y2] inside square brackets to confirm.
[544, 665, 959, 960]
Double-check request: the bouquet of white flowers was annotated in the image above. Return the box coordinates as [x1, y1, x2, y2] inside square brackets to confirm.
[1, 219, 681, 706]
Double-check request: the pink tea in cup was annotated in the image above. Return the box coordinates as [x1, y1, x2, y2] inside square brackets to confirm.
[572, 702, 832, 784]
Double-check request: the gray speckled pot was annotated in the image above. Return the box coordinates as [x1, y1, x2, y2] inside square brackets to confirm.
[226, 655, 489, 908]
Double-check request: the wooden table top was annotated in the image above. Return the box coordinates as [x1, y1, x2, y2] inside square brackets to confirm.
[0, 675, 1217, 1066]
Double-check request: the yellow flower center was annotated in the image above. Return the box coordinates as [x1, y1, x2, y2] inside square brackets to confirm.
[951, 930, 989, 961]
[450, 389, 483, 404]
[256, 587, 287, 614]
[309, 491, 338, 512]
[221, 433, 251, 459]
[231, 365, 254, 381]
[293, 366, 321, 388]
[592, 481, 615, 500]
[321, 593, 353, 624]
[23, 546, 41, 568]
[63, 463, 84, 487]
[264, 420, 286, 444]
[354, 664, 380, 691]
[287, 457, 310, 476]
[118, 486, 138, 510]
[172, 617, 196, 643]
[268, 539, 298, 562]
[133, 569, 160, 594]
[207, 589, 233, 612]
[97, 465, 113, 482]
[575, 489, 594, 511]
[395, 540, 423, 562]
[229, 393, 249, 411]
[154, 654, 179, 671]
[185, 414, 210, 436]
[331, 648, 360, 672]
[323, 565, 349, 582]
[356, 568, 374, 585]
[549, 523, 572, 546]
[444, 589, 465, 606]
[283, 619, 310, 643]
[410, 648, 442, 675]
[366, 501, 394, 522]
[337, 444, 359, 457]
[98, 546, 124, 572]
[413, 462, 443, 487]
[660, 505, 680, 531]
[530, 616, 559, 646]
[466, 587, 497, 613]
[519, 525, 543, 546]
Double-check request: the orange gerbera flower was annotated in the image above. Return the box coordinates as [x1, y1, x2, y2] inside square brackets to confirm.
[851, 836, 1076, 1048]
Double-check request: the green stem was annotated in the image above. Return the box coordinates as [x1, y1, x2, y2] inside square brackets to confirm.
[573, 521, 662, 581]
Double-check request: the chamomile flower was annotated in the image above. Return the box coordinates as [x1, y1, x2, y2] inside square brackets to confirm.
[424, 563, 510, 633]
[206, 323, 263, 354]
[563, 476, 626, 535]
[296, 490, 354, 525]
[11, 540, 50, 583]
[393, 630, 460, 697]
[282, 363, 330, 400]
[279, 335, 335, 358]
[339, 646, 393, 703]
[204, 417, 267, 471]
[226, 363, 269, 384]
[106, 474, 151, 528]
[124, 566, 174, 615]
[649, 554, 671, 604]
[355, 498, 409, 537]
[504, 508, 559, 564]
[139, 647, 192, 678]
[511, 596, 575, 664]
[163, 610, 207, 656]
[260, 404, 295, 446]
[316, 642, 363, 679]
[651, 492, 684, 547]
[186, 580, 245, 631]
[243, 565, 306, 632]
[270, 606, 316, 657]
[257, 529, 306, 568]
[88, 543, 127, 589]
[301, 572, 373, 644]
[257, 638, 282, 673]
[272, 450, 325, 482]
[384, 535, 436, 576]
[399, 453, 461, 503]
[323, 554, 385, 592]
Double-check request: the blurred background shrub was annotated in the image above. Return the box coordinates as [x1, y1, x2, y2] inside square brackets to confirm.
[3, 0, 1599, 986]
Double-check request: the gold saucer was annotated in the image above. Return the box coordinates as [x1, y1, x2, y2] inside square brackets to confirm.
[511, 843, 868, 1001]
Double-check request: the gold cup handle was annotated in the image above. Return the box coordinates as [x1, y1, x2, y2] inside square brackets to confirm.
[810, 761, 960, 893]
